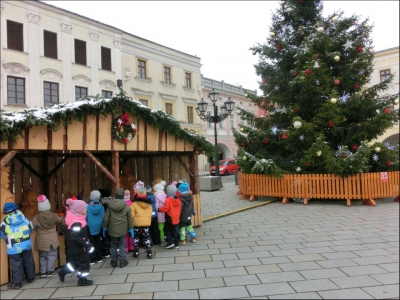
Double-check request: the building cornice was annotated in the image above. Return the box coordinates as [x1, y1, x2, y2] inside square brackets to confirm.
[159, 93, 178, 101]
[132, 88, 153, 97]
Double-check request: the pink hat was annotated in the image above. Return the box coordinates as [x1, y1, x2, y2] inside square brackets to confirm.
[66, 198, 88, 216]
[133, 181, 144, 191]
[37, 195, 51, 212]
[124, 190, 131, 201]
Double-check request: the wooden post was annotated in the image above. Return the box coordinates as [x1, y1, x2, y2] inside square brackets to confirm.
[42, 152, 49, 197]
[83, 150, 116, 184]
[112, 151, 120, 191]
[0, 150, 18, 169]
[362, 199, 377, 207]
[282, 197, 290, 204]
[189, 151, 199, 194]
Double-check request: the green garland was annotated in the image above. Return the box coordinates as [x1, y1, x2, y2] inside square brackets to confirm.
[0, 92, 215, 156]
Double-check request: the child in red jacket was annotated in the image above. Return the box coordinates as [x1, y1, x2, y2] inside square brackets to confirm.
[158, 184, 181, 249]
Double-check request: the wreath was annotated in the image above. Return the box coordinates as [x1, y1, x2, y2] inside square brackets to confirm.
[112, 112, 137, 143]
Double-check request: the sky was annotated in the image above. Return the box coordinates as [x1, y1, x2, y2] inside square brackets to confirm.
[42, 1, 399, 95]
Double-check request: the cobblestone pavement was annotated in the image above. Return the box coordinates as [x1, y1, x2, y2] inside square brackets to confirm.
[1, 173, 398, 299]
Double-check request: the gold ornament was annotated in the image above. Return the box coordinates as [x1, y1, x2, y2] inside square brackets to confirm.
[330, 98, 337, 104]
[317, 27, 324, 33]
[375, 147, 381, 153]
[300, 30, 305, 36]
[240, 127, 244, 132]
[243, 156, 247, 161]
[252, 50, 257, 55]
[269, 32, 276, 37]
[332, 16, 338, 23]
[286, 7, 293, 13]
[316, 151, 322, 157]
[364, 23, 370, 28]
[394, 98, 399, 104]
[296, 167, 301, 172]
[334, 55, 340, 62]
[293, 121, 302, 129]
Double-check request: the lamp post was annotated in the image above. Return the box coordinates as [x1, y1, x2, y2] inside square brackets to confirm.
[196, 88, 235, 176]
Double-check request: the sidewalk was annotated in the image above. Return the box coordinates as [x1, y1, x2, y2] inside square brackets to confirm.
[1, 178, 399, 299]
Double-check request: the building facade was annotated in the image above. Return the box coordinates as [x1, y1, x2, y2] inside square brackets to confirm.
[368, 46, 399, 145]
[199, 76, 257, 170]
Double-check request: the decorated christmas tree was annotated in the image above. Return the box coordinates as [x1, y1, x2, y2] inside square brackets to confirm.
[234, 0, 399, 177]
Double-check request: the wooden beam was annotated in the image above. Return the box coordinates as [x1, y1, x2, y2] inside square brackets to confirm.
[0, 150, 18, 169]
[47, 156, 69, 179]
[177, 156, 194, 178]
[112, 151, 120, 189]
[83, 150, 116, 184]
[189, 152, 199, 194]
[14, 156, 43, 181]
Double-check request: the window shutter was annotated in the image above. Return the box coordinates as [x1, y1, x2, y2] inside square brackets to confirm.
[7, 20, 24, 51]
[44, 30, 57, 59]
[75, 39, 87, 65]
[101, 47, 111, 71]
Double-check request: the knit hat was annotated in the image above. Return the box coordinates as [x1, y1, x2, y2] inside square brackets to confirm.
[171, 181, 177, 186]
[178, 182, 190, 194]
[166, 184, 177, 196]
[90, 190, 101, 201]
[66, 199, 88, 216]
[133, 181, 144, 191]
[135, 186, 148, 199]
[115, 188, 125, 200]
[3, 202, 18, 214]
[145, 185, 152, 193]
[37, 194, 51, 212]
[154, 180, 166, 193]
[124, 190, 131, 201]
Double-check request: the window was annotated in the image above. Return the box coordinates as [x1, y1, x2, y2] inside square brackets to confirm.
[164, 67, 171, 84]
[138, 60, 146, 79]
[102, 90, 112, 98]
[43, 82, 59, 107]
[101, 47, 111, 71]
[380, 69, 391, 82]
[75, 86, 88, 101]
[207, 111, 212, 127]
[187, 106, 193, 124]
[7, 20, 23, 51]
[165, 103, 173, 115]
[7, 76, 25, 104]
[230, 114, 235, 129]
[74, 39, 87, 65]
[185, 72, 191, 89]
[219, 119, 225, 128]
[139, 99, 148, 106]
[44, 30, 57, 59]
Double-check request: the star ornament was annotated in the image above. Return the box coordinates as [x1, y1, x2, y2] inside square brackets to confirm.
[299, 135, 304, 141]
[372, 154, 379, 161]
[271, 126, 279, 134]
[343, 40, 353, 50]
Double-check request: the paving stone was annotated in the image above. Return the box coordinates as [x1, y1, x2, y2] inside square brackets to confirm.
[237, 251, 272, 259]
[103, 293, 153, 299]
[210, 253, 238, 261]
[179, 277, 225, 290]
[220, 247, 253, 254]
[112, 265, 153, 274]
[351, 256, 396, 266]
[297, 247, 335, 255]
[268, 292, 322, 299]
[251, 245, 280, 252]
[301, 241, 336, 248]
[288, 254, 326, 263]
[208, 243, 232, 249]
[289, 278, 339, 293]
[364, 243, 394, 250]
[16, 287, 56, 299]
[50, 286, 96, 298]
[153, 290, 199, 299]
[132, 281, 178, 293]
[270, 249, 302, 257]
[378, 262, 399, 273]
[256, 239, 284, 245]
[331, 275, 383, 288]
[301, 236, 333, 243]
[163, 269, 205, 281]
[245, 264, 282, 274]
[89, 274, 127, 284]
[199, 286, 250, 299]
[299, 268, 347, 280]
[205, 266, 247, 278]
[278, 261, 322, 272]
[224, 258, 261, 268]
[188, 249, 221, 256]
[224, 274, 260, 286]
[92, 283, 133, 296]
[193, 260, 224, 270]
[331, 244, 368, 252]
[259, 256, 292, 265]
[318, 288, 374, 299]
[136, 257, 174, 266]
[126, 272, 163, 283]
[277, 243, 306, 250]
[387, 247, 399, 255]
[153, 262, 193, 272]
[0, 289, 22, 299]
[73, 296, 103, 299]
[87, 267, 113, 276]
[153, 251, 189, 258]
[175, 255, 212, 264]
[246, 282, 296, 297]
[257, 271, 304, 283]
[371, 273, 400, 285]
[321, 252, 360, 260]
[357, 237, 388, 244]
[354, 249, 394, 257]
[362, 284, 400, 299]
[340, 265, 388, 276]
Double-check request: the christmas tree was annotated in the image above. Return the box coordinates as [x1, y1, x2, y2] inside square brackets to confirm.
[234, 0, 399, 177]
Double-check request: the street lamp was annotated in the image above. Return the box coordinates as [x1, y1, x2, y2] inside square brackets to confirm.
[196, 88, 235, 176]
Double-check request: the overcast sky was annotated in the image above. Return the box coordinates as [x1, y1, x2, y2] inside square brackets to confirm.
[43, 1, 399, 95]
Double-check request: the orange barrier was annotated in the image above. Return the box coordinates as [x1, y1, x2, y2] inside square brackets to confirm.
[237, 171, 399, 206]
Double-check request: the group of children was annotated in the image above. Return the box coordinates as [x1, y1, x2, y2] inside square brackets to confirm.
[0, 178, 196, 288]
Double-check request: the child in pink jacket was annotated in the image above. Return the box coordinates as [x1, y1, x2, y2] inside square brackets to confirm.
[124, 190, 134, 253]
[153, 180, 167, 242]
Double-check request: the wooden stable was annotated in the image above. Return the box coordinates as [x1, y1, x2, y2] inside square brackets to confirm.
[237, 171, 400, 206]
[0, 111, 204, 285]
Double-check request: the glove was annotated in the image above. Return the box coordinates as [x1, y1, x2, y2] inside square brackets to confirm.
[103, 228, 108, 238]
[88, 246, 94, 253]
[128, 228, 134, 238]
[191, 209, 196, 216]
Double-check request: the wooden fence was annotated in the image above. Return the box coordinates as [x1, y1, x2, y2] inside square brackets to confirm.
[237, 171, 399, 206]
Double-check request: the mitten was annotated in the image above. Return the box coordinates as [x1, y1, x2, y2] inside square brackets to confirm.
[191, 209, 196, 216]
[128, 228, 134, 238]
[103, 228, 108, 238]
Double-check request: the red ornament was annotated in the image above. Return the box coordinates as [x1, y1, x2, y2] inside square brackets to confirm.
[276, 44, 282, 51]
[329, 121, 335, 128]
[352, 144, 358, 150]
[342, 153, 348, 158]
[354, 84, 360, 89]
[294, 108, 300, 113]
[292, 71, 297, 77]
[305, 69, 312, 75]
[263, 78, 267, 83]
[254, 117, 259, 122]
[263, 139, 269, 145]
[316, 53, 321, 59]
[357, 45, 363, 53]
[241, 142, 246, 147]
[384, 108, 390, 114]
[387, 160, 393, 166]
[305, 163, 312, 167]
[121, 112, 130, 125]
[122, 138, 129, 143]
[334, 78, 340, 85]
[282, 132, 287, 139]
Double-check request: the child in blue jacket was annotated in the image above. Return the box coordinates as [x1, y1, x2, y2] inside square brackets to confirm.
[86, 190, 105, 265]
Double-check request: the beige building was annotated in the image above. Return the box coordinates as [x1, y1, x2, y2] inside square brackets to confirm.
[369, 46, 399, 145]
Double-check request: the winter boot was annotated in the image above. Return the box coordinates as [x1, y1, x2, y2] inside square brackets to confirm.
[120, 260, 129, 268]
[77, 277, 94, 286]
[110, 260, 117, 267]
[133, 250, 139, 258]
[146, 250, 152, 259]
[58, 266, 70, 283]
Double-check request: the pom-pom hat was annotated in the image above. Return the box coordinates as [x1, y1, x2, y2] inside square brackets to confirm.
[37, 194, 51, 211]
[135, 186, 148, 199]
[167, 184, 177, 196]
[154, 180, 166, 193]
[124, 190, 130, 201]
[178, 182, 190, 194]
[66, 199, 88, 216]
[90, 190, 101, 201]
[3, 202, 18, 214]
